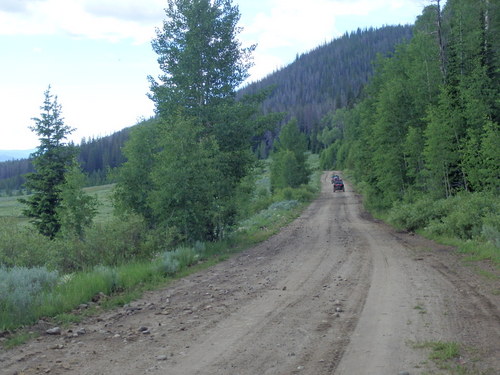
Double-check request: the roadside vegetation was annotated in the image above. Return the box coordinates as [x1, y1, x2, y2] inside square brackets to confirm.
[0, 157, 320, 336]
[319, 0, 499, 267]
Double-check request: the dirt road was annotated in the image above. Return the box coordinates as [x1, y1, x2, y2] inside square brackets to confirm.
[2, 173, 499, 374]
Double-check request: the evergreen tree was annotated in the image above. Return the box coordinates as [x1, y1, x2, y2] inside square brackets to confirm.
[20, 86, 76, 238]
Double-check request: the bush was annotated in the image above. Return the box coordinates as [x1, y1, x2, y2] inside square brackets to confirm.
[387, 191, 500, 247]
[0, 218, 55, 268]
[387, 196, 451, 232]
[274, 186, 315, 202]
[172, 246, 199, 268]
[482, 214, 500, 248]
[424, 192, 499, 241]
[0, 266, 59, 329]
[157, 252, 180, 276]
[52, 215, 151, 272]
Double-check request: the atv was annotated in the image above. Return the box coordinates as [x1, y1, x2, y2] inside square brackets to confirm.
[333, 179, 345, 192]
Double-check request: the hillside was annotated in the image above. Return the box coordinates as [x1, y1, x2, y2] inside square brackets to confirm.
[239, 25, 413, 150]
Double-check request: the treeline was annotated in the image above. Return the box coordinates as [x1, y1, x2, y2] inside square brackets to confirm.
[0, 124, 136, 193]
[320, 0, 499, 207]
[240, 25, 413, 154]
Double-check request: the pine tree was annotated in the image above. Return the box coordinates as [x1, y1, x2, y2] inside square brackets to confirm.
[19, 86, 76, 238]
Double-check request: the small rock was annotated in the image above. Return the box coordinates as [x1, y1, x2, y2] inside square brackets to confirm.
[46, 327, 61, 335]
[398, 372, 410, 375]
[156, 355, 168, 361]
[76, 328, 86, 335]
[335, 307, 343, 312]
[138, 326, 149, 332]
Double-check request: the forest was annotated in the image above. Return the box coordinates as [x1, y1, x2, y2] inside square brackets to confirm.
[319, 0, 499, 248]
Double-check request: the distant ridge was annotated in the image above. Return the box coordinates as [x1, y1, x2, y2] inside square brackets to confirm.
[0, 149, 35, 162]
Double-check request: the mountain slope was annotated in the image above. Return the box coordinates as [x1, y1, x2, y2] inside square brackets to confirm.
[239, 25, 413, 138]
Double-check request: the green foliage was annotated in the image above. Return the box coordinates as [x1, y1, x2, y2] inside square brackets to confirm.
[52, 215, 151, 272]
[156, 246, 202, 276]
[157, 252, 180, 276]
[424, 192, 499, 241]
[19, 87, 77, 238]
[388, 191, 499, 264]
[388, 196, 452, 232]
[57, 163, 98, 239]
[113, 119, 161, 221]
[271, 119, 309, 190]
[0, 266, 59, 330]
[149, 116, 222, 241]
[148, 0, 255, 121]
[114, 0, 273, 242]
[0, 218, 55, 268]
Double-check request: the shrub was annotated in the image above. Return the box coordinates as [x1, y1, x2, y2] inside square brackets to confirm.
[172, 246, 199, 268]
[387, 196, 451, 232]
[425, 192, 499, 240]
[93, 265, 120, 293]
[0, 218, 55, 268]
[482, 214, 500, 248]
[52, 215, 151, 272]
[0, 266, 59, 329]
[275, 186, 314, 202]
[157, 252, 180, 276]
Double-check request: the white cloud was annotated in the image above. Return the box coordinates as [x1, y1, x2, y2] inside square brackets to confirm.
[0, 0, 45, 13]
[84, 0, 165, 22]
[0, 0, 164, 43]
[239, 0, 423, 80]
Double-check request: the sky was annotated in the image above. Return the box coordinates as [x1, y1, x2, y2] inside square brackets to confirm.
[0, 0, 429, 150]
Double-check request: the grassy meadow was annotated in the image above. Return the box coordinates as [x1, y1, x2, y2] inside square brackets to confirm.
[0, 184, 115, 224]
